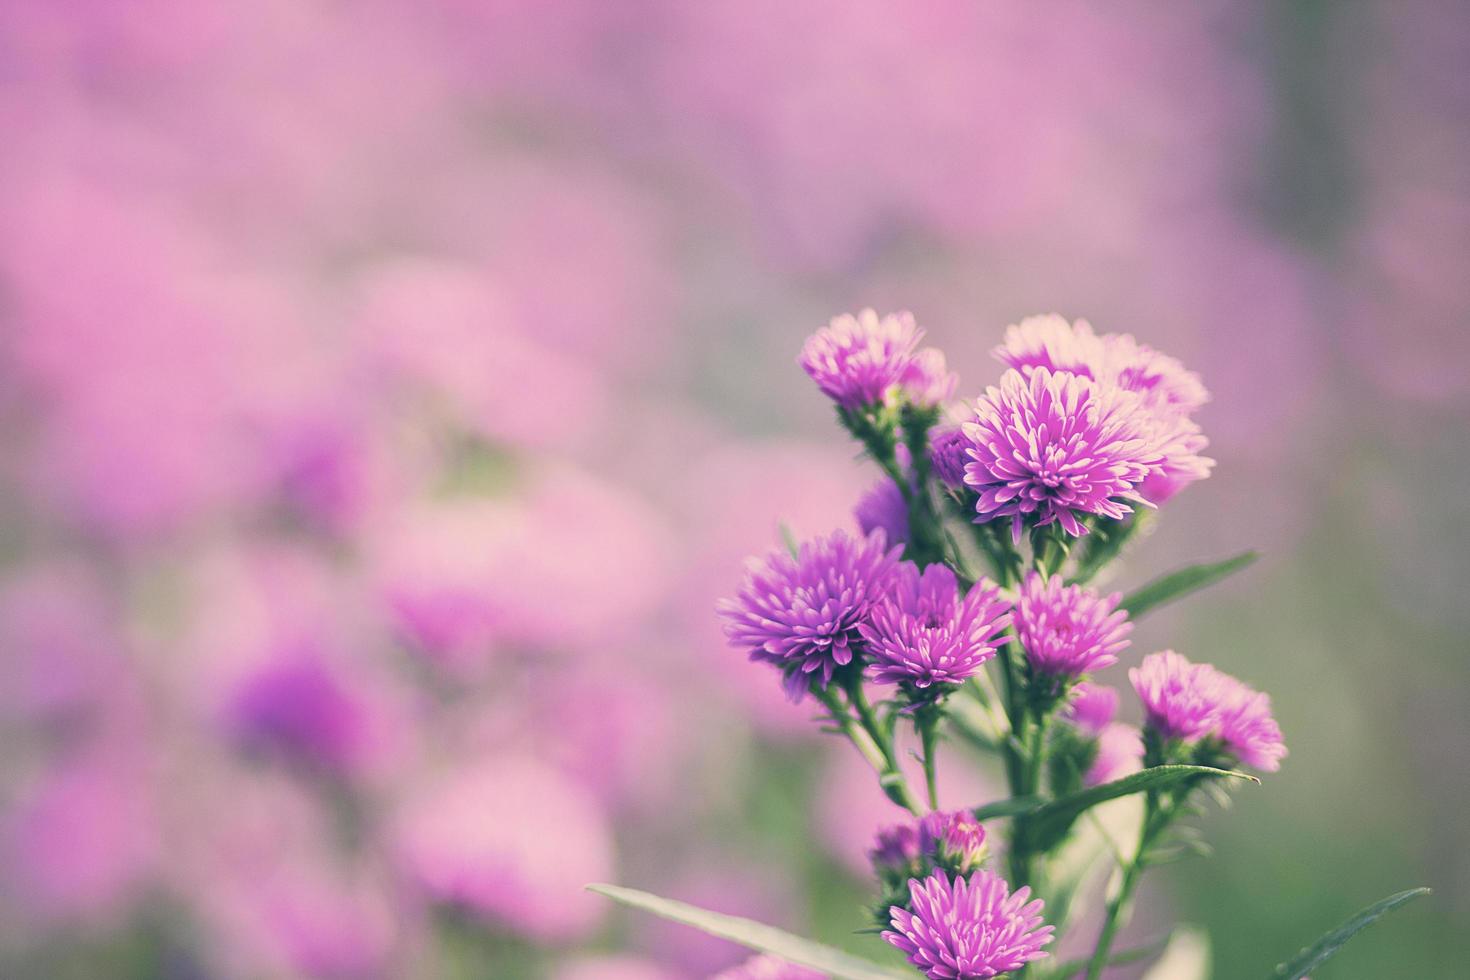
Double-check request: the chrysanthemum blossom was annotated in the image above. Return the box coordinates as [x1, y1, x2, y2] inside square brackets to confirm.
[712, 954, 827, 980]
[1014, 573, 1132, 677]
[884, 870, 1053, 980]
[902, 347, 958, 408]
[799, 309, 923, 410]
[918, 810, 987, 875]
[718, 530, 903, 702]
[854, 479, 909, 547]
[961, 368, 1163, 542]
[1087, 724, 1144, 787]
[928, 425, 971, 490]
[993, 315, 1208, 416]
[1129, 651, 1287, 771]
[1062, 683, 1120, 736]
[869, 823, 921, 879]
[860, 563, 1011, 693]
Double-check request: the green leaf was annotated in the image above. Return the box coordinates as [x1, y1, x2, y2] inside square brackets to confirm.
[1024, 765, 1256, 848]
[1119, 551, 1258, 619]
[588, 884, 912, 980]
[1271, 887, 1430, 980]
[972, 795, 1045, 821]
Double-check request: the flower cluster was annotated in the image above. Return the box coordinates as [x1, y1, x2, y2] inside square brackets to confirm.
[1131, 650, 1288, 771]
[702, 310, 1289, 980]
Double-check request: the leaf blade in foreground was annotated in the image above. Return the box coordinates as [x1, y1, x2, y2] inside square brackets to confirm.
[1272, 887, 1431, 980]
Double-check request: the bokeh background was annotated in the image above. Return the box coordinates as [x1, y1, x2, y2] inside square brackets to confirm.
[1, 2, 1466, 977]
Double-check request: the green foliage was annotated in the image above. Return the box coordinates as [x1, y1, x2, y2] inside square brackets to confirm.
[1120, 551, 1258, 619]
[1271, 887, 1430, 980]
[587, 884, 912, 980]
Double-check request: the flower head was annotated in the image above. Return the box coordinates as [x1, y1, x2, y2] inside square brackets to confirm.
[961, 368, 1163, 542]
[1061, 682, 1119, 736]
[1129, 650, 1286, 771]
[1087, 723, 1144, 787]
[712, 954, 827, 980]
[918, 810, 987, 876]
[799, 309, 923, 410]
[992, 314, 1108, 378]
[1014, 572, 1132, 677]
[860, 564, 1011, 694]
[718, 530, 903, 702]
[884, 870, 1053, 980]
[854, 479, 909, 547]
[902, 347, 958, 409]
[869, 823, 922, 880]
[928, 425, 971, 490]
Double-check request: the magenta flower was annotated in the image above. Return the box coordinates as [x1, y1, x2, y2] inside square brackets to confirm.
[884, 870, 1053, 980]
[1129, 650, 1287, 771]
[860, 563, 1011, 694]
[798, 309, 924, 410]
[719, 530, 903, 702]
[992, 314, 1109, 378]
[869, 823, 922, 879]
[854, 479, 910, 547]
[961, 368, 1163, 542]
[712, 955, 827, 980]
[902, 347, 958, 409]
[1087, 724, 1145, 787]
[928, 424, 971, 490]
[1061, 682, 1120, 736]
[1013, 572, 1132, 677]
[918, 810, 988, 875]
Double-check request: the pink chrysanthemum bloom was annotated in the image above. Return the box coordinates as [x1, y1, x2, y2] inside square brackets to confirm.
[1061, 682, 1120, 736]
[712, 954, 827, 980]
[798, 309, 923, 410]
[918, 810, 987, 875]
[928, 425, 971, 490]
[869, 823, 921, 879]
[860, 563, 1011, 694]
[884, 870, 1053, 980]
[961, 368, 1163, 542]
[1014, 572, 1132, 677]
[719, 530, 903, 702]
[1139, 414, 1215, 504]
[854, 479, 909, 547]
[1087, 723, 1145, 787]
[902, 347, 958, 409]
[1129, 651, 1287, 771]
[993, 315, 1208, 417]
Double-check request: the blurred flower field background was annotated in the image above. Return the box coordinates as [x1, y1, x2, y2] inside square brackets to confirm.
[1, 2, 1466, 977]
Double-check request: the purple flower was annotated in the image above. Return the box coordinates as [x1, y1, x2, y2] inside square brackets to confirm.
[902, 347, 958, 408]
[884, 870, 1053, 980]
[960, 368, 1163, 543]
[719, 530, 903, 702]
[799, 309, 923, 410]
[1087, 724, 1144, 787]
[869, 823, 922, 879]
[860, 563, 1011, 693]
[1061, 682, 1120, 736]
[918, 810, 987, 875]
[992, 314, 1108, 378]
[929, 425, 971, 490]
[1129, 651, 1287, 771]
[1013, 572, 1132, 677]
[854, 479, 910, 547]
[712, 955, 827, 980]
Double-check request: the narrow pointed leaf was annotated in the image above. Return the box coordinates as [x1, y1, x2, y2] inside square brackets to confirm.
[1272, 887, 1430, 979]
[1025, 765, 1256, 848]
[588, 884, 911, 980]
[972, 795, 1045, 821]
[1120, 551, 1258, 619]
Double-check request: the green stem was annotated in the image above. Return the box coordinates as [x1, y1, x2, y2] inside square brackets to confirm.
[840, 674, 923, 816]
[917, 704, 942, 810]
[1086, 795, 1169, 980]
